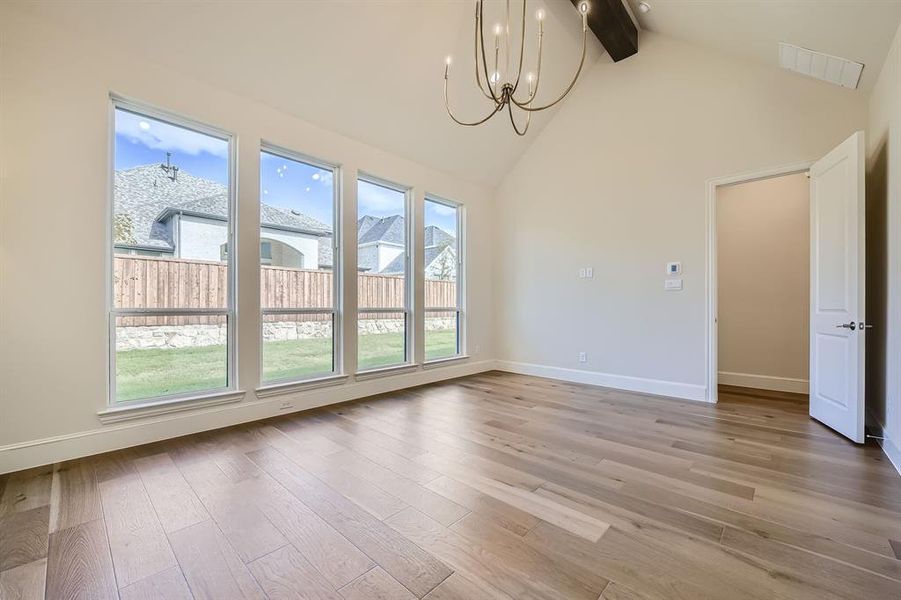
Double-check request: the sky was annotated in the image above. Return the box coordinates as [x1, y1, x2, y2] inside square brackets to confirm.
[115, 107, 456, 234]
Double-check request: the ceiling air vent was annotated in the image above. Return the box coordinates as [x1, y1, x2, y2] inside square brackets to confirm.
[778, 42, 863, 90]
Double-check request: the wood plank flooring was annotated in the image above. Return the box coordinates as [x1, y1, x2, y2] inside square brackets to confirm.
[1, 371, 900, 599]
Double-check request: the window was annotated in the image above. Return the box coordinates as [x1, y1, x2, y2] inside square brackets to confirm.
[260, 147, 339, 383]
[357, 177, 410, 371]
[111, 101, 234, 404]
[424, 197, 463, 360]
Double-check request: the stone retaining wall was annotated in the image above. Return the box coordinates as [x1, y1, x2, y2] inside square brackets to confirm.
[116, 318, 456, 351]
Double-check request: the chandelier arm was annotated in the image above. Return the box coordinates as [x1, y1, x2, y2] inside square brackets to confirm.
[473, 1, 493, 99]
[506, 97, 532, 136]
[478, 0, 504, 104]
[444, 78, 504, 126]
[512, 22, 586, 112]
[511, 0, 527, 93]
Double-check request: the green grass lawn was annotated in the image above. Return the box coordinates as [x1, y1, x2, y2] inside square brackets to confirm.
[116, 330, 458, 402]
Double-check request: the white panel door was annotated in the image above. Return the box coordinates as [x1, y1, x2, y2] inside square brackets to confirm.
[809, 131, 866, 443]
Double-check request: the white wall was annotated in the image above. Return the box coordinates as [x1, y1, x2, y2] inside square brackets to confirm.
[866, 23, 901, 473]
[377, 243, 404, 273]
[494, 32, 867, 401]
[358, 244, 380, 273]
[177, 216, 229, 262]
[261, 228, 320, 269]
[0, 5, 496, 472]
[717, 173, 810, 393]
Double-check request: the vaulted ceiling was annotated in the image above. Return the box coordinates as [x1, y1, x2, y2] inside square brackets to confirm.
[626, 0, 901, 94]
[15, 1, 901, 187]
[16, 0, 603, 187]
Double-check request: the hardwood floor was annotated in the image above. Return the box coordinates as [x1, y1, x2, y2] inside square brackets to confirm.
[1, 371, 900, 599]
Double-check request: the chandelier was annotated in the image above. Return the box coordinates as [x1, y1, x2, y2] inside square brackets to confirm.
[444, 0, 590, 136]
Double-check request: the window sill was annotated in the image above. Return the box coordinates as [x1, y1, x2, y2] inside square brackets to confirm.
[422, 355, 470, 369]
[256, 374, 349, 398]
[355, 363, 420, 381]
[98, 390, 246, 424]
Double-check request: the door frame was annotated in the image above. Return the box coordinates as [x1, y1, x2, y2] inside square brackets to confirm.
[704, 160, 816, 403]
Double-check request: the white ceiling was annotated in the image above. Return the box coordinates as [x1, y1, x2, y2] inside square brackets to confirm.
[16, 0, 602, 188]
[626, 0, 901, 94]
[15, 1, 901, 187]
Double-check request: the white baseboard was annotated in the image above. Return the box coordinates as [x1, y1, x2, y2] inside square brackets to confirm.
[718, 371, 809, 394]
[495, 360, 708, 403]
[868, 420, 901, 479]
[0, 359, 496, 475]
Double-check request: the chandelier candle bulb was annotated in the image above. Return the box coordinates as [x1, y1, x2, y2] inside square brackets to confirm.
[444, 0, 589, 135]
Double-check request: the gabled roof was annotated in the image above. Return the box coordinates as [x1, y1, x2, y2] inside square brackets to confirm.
[115, 164, 331, 250]
[424, 225, 454, 248]
[357, 215, 405, 245]
[381, 238, 455, 275]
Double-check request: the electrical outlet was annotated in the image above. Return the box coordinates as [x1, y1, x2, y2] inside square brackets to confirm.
[578, 352, 587, 363]
[474, 344, 481, 354]
[279, 401, 294, 411]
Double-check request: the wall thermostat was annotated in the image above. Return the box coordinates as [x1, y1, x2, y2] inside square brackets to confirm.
[666, 261, 682, 276]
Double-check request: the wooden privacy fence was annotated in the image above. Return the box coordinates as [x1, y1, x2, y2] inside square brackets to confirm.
[114, 255, 456, 325]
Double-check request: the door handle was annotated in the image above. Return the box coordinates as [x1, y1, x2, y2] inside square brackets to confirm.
[836, 322, 856, 330]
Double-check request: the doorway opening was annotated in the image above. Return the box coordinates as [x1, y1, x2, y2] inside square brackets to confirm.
[705, 133, 866, 443]
[715, 171, 810, 408]
[705, 160, 814, 405]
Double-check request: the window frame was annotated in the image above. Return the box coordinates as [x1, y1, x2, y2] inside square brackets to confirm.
[356, 173, 413, 373]
[107, 95, 238, 407]
[258, 143, 344, 385]
[423, 195, 465, 362]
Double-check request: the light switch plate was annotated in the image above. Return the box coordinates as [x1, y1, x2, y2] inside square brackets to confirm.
[664, 278, 683, 291]
[586, 267, 593, 278]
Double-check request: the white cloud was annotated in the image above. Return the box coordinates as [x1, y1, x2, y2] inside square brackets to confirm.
[358, 180, 406, 215]
[116, 110, 228, 157]
[314, 169, 333, 188]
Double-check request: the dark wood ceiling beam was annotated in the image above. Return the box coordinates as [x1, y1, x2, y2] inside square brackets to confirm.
[571, 0, 638, 62]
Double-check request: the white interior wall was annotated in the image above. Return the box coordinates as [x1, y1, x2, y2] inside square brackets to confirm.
[493, 32, 867, 401]
[866, 23, 901, 473]
[0, 5, 496, 473]
[716, 173, 810, 393]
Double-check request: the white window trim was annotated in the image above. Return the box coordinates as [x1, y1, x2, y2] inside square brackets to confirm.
[98, 389, 246, 424]
[256, 373, 349, 398]
[356, 174, 414, 373]
[107, 95, 239, 410]
[423, 194, 465, 363]
[259, 143, 344, 385]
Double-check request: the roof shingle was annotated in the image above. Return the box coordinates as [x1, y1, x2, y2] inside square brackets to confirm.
[114, 164, 331, 250]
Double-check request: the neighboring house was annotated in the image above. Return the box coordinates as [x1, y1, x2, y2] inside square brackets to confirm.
[114, 164, 333, 269]
[114, 163, 455, 276]
[357, 214, 405, 273]
[377, 218, 457, 281]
